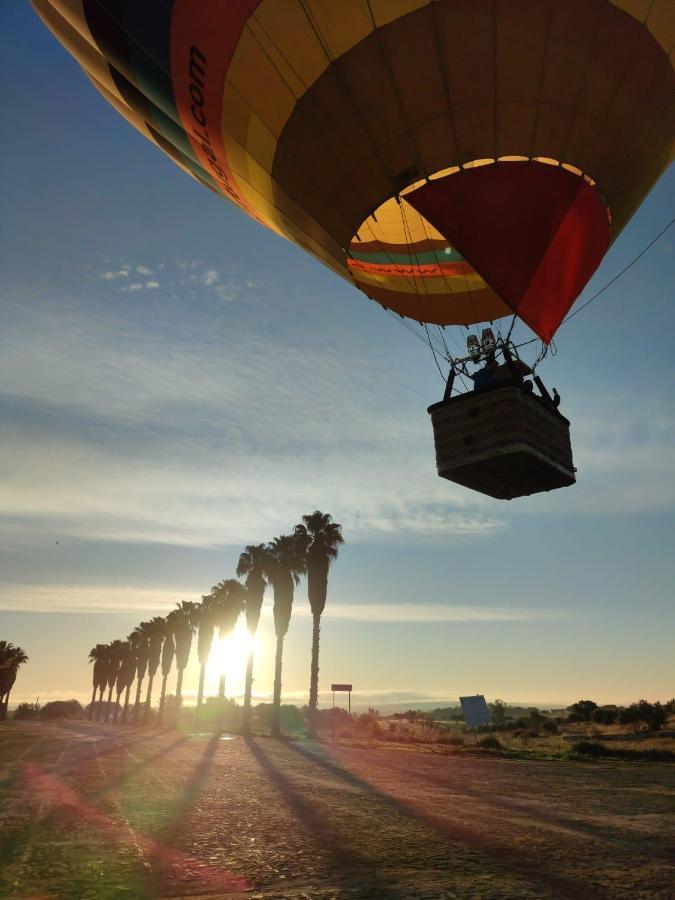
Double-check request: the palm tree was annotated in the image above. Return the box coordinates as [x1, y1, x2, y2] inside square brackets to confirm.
[210, 579, 245, 704]
[143, 616, 166, 723]
[104, 639, 125, 723]
[237, 544, 269, 732]
[129, 624, 151, 724]
[113, 641, 135, 724]
[157, 621, 175, 725]
[295, 511, 344, 738]
[87, 644, 108, 721]
[195, 594, 216, 710]
[0, 642, 29, 720]
[264, 533, 308, 737]
[169, 600, 199, 715]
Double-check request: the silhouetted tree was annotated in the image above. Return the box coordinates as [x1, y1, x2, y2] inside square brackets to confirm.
[157, 623, 175, 725]
[87, 644, 108, 721]
[143, 617, 166, 723]
[295, 511, 344, 738]
[489, 699, 507, 727]
[568, 700, 597, 722]
[129, 624, 151, 723]
[114, 642, 136, 724]
[264, 533, 307, 737]
[237, 544, 269, 733]
[0, 642, 29, 720]
[104, 640, 125, 723]
[169, 601, 199, 715]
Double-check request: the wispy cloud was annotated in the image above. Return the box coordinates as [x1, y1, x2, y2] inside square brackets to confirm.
[320, 603, 563, 623]
[0, 582, 562, 622]
[100, 268, 129, 280]
[0, 286, 502, 546]
[0, 583, 195, 613]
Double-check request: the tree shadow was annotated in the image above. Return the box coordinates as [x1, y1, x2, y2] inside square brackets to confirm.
[246, 736, 407, 898]
[369, 750, 647, 850]
[93, 736, 189, 796]
[285, 741, 596, 899]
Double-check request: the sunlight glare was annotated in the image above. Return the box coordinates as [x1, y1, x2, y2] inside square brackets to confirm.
[204, 617, 260, 699]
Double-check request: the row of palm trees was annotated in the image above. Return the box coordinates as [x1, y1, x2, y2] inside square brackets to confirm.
[0, 641, 29, 720]
[88, 511, 343, 737]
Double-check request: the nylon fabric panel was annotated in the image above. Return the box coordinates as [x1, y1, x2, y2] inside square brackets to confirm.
[517, 183, 611, 341]
[610, 0, 675, 55]
[81, 0, 177, 125]
[170, 0, 264, 221]
[405, 162, 610, 341]
[32, 0, 127, 106]
[358, 283, 510, 325]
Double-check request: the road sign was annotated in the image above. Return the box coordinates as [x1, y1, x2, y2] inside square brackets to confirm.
[331, 683, 352, 715]
[459, 694, 491, 728]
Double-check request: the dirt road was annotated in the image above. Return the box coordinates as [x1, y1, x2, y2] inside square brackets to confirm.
[1, 722, 673, 898]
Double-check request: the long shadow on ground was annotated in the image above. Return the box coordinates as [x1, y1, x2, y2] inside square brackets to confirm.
[285, 740, 598, 899]
[367, 749, 667, 853]
[246, 736, 408, 898]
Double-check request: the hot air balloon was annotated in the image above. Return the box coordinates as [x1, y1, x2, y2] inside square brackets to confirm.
[33, 0, 674, 498]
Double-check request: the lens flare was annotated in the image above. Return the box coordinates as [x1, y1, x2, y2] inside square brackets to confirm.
[204, 618, 259, 700]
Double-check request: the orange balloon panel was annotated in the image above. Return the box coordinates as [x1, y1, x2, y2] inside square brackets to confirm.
[33, 0, 674, 338]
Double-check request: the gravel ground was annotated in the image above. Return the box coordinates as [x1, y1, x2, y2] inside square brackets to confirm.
[0, 722, 673, 899]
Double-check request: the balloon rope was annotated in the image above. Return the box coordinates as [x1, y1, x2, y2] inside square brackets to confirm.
[563, 217, 674, 325]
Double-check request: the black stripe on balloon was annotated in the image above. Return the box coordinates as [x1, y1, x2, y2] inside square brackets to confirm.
[82, 0, 190, 157]
[147, 124, 218, 191]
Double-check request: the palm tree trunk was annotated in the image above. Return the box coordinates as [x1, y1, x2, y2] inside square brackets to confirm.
[96, 686, 105, 722]
[89, 685, 97, 721]
[218, 674, 226, 703]
[132, 676, 144, 723]
[271, 634, 284, 737]
[0, 693, 7, 721]
[105, 686, 114, 723]
[308, 612, 321, 738]
[173, 669, 184, 723]
[113, 691, 122, 723]
[196, 663, 206, 709]
[242, 648, 255, 733]
[121, 683, 132, 723]
[158, 673, 168, 723]
[144, 672, 155, 723]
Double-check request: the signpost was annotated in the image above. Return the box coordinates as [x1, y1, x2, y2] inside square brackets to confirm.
[331, 683, 352, 716]
[459, 694, 491, 728]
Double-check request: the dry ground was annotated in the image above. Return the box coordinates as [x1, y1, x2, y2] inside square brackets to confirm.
[0, 722, 673, 899]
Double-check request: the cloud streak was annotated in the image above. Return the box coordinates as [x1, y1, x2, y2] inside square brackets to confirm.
[0, 582, 563, 622]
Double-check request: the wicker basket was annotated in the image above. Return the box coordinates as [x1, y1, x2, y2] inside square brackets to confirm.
[428, 386, 575, 500]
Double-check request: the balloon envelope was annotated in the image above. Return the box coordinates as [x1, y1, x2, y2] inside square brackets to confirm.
[33, 0, 674, 340]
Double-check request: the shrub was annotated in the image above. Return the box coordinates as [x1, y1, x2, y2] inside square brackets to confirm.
[568, 700, 598, 722]
[13, 702, 40, 721]
[572, 740, 604, 757]
[542, 719, 559, 734]
[592, 707, 618, 725]
[478, 735, 503, 750]
[40, 699, 84, 720]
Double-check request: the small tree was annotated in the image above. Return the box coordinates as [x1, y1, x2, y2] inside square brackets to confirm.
[637, 700, 667, 732]
[568, 700, 597, 722]
[490, 699, 506, 727]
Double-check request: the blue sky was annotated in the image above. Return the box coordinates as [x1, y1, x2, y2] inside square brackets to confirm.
[1, 4, 673, 710]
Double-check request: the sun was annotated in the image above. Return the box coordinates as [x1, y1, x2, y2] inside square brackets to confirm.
[204, 618, 259, 699]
